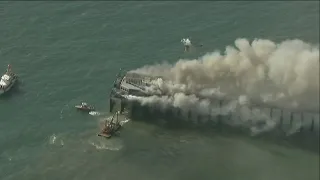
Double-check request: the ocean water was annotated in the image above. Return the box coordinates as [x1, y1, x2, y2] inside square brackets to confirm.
[0, 1, 319, 180]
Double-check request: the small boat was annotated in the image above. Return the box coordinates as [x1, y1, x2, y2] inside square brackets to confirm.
[98, 111, 122, 138]
[0, 64, 18, 95]
[181, 38, 192, 52]
[75, 102, 95, 112]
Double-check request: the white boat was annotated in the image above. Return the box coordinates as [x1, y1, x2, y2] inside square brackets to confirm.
[75, 102, 95, 112]
[0, 64, 18, 95]
[181, 38, 192, 52]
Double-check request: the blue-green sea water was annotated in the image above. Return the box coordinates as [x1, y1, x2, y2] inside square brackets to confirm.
[0, 2, 319, 180]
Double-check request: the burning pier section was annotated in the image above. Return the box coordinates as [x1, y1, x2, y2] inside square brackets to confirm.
[109, 71, 320, 138]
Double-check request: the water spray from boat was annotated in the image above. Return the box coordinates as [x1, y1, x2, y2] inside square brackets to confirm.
[89, 111, 101, 116]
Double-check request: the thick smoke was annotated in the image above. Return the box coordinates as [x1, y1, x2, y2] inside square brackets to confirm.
[131, 38, 319, 111]
[127, 38, 319, 135]
[125, 93, 278, 135]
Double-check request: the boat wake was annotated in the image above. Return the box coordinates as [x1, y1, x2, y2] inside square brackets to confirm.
[49, 134, 65, 146]
[59, 104, 70, 120]
[89, 111, 101, 116]
[88, 140, 123, 151]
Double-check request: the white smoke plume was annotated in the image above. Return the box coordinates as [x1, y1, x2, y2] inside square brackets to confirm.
[125, 93, 278, 135]
[125, 38, 319, 135]
[130, 38, 319, 111]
